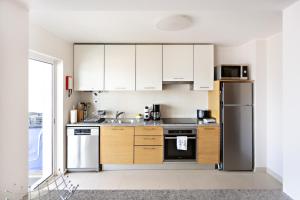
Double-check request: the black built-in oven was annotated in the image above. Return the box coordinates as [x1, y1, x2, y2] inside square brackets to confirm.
[164, 127, 197, 161]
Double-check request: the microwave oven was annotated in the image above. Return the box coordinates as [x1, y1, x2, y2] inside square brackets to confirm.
[214, 65, 249, 80]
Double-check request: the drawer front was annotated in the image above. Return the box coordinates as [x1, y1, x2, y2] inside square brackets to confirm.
[198, 126, 219, 134]
[135, 126, 163, 136]
[135, 136, 163, 146]
[101, 126, 134, 135]
[134, 146, 163, 164]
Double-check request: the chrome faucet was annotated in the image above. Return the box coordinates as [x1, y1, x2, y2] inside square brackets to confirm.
[115, 111, 125, 119]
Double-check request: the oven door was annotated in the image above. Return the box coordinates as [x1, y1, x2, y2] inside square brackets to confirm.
[164, 136, 196, 161]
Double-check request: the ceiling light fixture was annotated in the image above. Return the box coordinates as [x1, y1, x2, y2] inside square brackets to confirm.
[156, 15, 193, 31]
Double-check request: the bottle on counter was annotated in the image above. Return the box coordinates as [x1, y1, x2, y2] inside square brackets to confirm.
[70, 105, 78, 124]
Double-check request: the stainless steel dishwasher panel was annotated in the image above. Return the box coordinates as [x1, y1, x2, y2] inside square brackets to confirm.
[67, 127, 99, 171]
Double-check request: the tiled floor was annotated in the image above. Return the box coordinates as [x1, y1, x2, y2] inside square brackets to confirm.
[68, 170, 282, 190]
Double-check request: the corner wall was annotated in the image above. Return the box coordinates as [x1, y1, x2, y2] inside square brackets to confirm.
[0, 0, 28, 195]
[282, 1, 300, 199]
[266, 33, 283, 181]
[29, 24, 78, 171]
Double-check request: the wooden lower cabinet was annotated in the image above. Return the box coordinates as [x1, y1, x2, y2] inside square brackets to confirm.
[100, 127, 134, 164]
[134, 146, 163, 164]
[135, 135, 163, 146]
[197, 126, 220, 164]
[135, 126, 163, 136]
[134, 126, 163, 164]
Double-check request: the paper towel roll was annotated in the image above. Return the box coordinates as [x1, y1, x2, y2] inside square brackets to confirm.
[70, 109, 77, 124]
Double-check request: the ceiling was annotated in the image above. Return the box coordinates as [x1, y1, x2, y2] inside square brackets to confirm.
[29, 0, 297, 46]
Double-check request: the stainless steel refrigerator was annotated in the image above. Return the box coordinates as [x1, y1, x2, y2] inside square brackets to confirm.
[221, 82, 254, 171]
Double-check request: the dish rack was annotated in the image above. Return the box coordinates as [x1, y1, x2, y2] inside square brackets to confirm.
[4, 170, 79, 200]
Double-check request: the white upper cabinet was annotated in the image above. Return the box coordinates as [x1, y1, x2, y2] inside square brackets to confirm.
[74, 44, 104, 91]
[193, 45, 214, 90]
[104, 45, 136, 91]
[136, 45, 163, 91]
[163, 45, 194, 81]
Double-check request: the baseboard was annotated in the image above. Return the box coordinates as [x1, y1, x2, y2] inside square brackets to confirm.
[255, 167, 282, 183]
[254, 167, 267, 172]
[103, 162, 215, 171]
[266, 168, 282, 183]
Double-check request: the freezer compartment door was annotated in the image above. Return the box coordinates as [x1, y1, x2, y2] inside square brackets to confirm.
[222, 82, 253, 105]
[222, 105, 253, 171]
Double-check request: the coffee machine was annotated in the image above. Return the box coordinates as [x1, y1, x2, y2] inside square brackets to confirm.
[144, 106, 151, 121]
[151, 104, 161, 121]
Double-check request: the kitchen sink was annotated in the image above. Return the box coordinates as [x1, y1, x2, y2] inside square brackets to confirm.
[107, 119, 135, 124]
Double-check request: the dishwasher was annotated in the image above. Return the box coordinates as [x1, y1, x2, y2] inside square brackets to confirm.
[67, 127, 99, 172]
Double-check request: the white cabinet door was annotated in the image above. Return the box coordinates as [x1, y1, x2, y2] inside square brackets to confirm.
[193, 45, 214, 90]
[104, 45, 136, 91]
[136, 45, 162, 91]
[74, 45, 104, 91]
[163, 45, 194, 81]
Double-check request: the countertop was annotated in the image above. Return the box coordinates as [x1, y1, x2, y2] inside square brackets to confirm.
[66, 119, 219, 127]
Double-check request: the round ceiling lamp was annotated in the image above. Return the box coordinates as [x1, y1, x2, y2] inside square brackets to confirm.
[156, 15, 193, 31]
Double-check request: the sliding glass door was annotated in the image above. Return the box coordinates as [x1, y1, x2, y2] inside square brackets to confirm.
[28, 58, 54, 188]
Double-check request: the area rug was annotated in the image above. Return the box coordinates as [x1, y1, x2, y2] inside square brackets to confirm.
[71, 190, 292, 200]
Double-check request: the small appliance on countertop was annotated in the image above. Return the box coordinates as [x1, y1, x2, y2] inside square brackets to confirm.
[196, 109, 216, 124]
[151, 104, 161, 121]
[197, 109, 210, 120]
[144, 106, 151, 121]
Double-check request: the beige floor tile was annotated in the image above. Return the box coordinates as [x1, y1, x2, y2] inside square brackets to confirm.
[67, 169, 282, 190]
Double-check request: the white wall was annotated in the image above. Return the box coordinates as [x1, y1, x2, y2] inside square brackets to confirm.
[282, 1, 300, 199]
[266, 33, 283, 181]
[0, 0, 28, 196]
[80, 84, 208, 118]
[29, 24, 78, 171]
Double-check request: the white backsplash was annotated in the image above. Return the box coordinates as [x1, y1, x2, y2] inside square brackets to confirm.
[78, 84, 208, 118]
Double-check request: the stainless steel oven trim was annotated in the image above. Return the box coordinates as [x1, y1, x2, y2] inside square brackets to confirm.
[165, 137, 196, 139]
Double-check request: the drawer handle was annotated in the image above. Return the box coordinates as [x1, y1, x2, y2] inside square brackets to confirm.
[112, 128, 124, 131]
[143, 127, 156, 130]
[199, 86, 209, 88]
[143, 147, 156, 150]
[143, 137, 156, 140]
[173, 77, 184, 80]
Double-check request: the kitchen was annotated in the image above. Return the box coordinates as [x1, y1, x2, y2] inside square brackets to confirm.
[66, 43, 254, 173]
[2, 0, 300, 199]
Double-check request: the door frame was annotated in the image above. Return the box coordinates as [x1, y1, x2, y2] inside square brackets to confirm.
[29, 51, 57, 190]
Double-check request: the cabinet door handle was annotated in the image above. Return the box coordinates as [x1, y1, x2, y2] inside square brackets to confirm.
[144, 86, 155, 90]
[203, 127, 217, 131]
